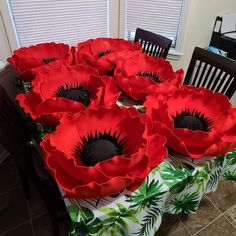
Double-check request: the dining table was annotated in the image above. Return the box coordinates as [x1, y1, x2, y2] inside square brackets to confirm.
[60, 97, 236, 236]
[14, 64, 236, 236]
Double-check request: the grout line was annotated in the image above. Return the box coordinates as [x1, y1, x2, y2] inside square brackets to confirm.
[223, 207, 236, 230]
[31, 211, 48, 221]
[179, 197, 222, 236]
[222, 214, 236, 230]
[27, 201, 35, 236]
[177, 215, 193, 236]
[205, 195, 223, 214]
[192, 213, 223, 236]
[0, 219, 30, 235]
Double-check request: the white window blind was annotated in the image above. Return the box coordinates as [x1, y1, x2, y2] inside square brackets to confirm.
[8, 0, 109, 47]
[125, 0, 183, 47]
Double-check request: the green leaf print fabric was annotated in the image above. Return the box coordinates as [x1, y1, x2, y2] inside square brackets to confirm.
[63, 149, 236, 236]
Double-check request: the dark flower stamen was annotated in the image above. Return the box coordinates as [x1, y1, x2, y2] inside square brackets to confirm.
[172, 109, 213, 132]
[97, 50, 112, 58]
[136, 71, 161, 83]
[55, 84, 91, 106]
[42, 58, 56, 64]
[75, 130, 127, 166]
[106, 68, 115, 76]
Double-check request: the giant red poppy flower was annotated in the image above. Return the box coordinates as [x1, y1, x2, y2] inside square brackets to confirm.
[114, 52, 184, 101]
[75, 38, 141, 75]
[8, 42, 74, 81]
[16, 64, 120, 125]
[40, 105, 167, 198]
[144, 86, 236, 159]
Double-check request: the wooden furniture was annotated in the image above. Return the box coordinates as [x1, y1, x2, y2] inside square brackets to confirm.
[210, 16, 236, 61]
[0, 85, 67, 235]
[134, 28, 172, 58]
[0, 85, 32, 198]
[184, 47, 236, 99]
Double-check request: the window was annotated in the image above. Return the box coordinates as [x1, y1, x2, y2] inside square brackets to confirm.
[124, 0, 184, 48]
[0, 0, 186, 56]
[7, 0, 109, 47]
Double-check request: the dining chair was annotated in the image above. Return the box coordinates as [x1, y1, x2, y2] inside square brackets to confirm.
[134, 28, 172, 58]
[0, 85, 68, 235]
[184, 47, 236, 99]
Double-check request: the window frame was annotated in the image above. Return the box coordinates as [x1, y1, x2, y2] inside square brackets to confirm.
[0, 0, 119, 51]
[0, 0, 191, 61]
[0, 0, 18, 51]
[119, 0, 192, 60]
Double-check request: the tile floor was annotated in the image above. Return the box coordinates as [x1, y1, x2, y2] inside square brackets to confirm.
[1, 156, 236, 236]
[0, 157, 70, 236]
[157, 180, 236, 236]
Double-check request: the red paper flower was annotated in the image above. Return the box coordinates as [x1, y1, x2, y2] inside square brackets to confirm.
[144, 86, 236, 159]
[8, 42, 74, 81]
[40, 105, 167, 198]
[114, 52, 184, 101]
[76, 38, 141, 75]
[16, 64, 120, 125]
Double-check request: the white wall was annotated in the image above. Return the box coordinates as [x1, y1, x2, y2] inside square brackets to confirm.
[171, 0, 236, 72]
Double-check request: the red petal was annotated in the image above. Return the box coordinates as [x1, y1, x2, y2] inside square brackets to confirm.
[173, 129, 222, 158]
[16, 93, 41, 119]
[144, 94, 173, 128]
[114, 52, 183, 101]
[36, 97, 85, 114]
[8, 42, 71, 81]
[49, 105, 127, 158]
[145, 134, 167, 167]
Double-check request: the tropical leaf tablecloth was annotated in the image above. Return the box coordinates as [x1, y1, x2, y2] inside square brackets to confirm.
[60, 149, 236, 236]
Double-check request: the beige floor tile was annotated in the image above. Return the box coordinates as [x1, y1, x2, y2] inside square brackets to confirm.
[207, 180, 236, 212]
[224, 204, 236, 227]
[179, 197, 221, 235]
[195, 215, 236, 236]
[156, 214, 191, 236]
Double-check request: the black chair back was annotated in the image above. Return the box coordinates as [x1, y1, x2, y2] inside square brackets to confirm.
[184, 47, 236, 99]
[0, 85, 68, 235]
[0, 85, 33, 178]
[134, 28, 172, 58]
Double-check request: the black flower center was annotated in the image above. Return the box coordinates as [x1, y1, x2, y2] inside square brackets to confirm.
[75, 131, 126, 166]
[55, 84, 91, 106]
[136, 71, 161, 83]
[172, 109, 213, 132]
[42, 58, 56, 64]
[106, 68, 115, 76]
[97, 50, 112, 58]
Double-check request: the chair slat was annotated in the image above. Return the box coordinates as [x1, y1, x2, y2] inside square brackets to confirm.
[211, 70, 224, 91]
[225, 78, 236, 98]
[159, 48, 165, 58]
[143, 40, 148, 53]
[149, 43, 155, 56]
[214, 73, 229, 92]
[192, 61, 203, 85]
[196, 62, 208, 87]
[205, 67, 218, 89]
[183, 47, 236, 99]
[146, 42, 152, 55]
[221, 75, 233, 94]
[134, 28, 172, 59]
[155, 46, 161, 58]
[201, 65, 213, 88]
